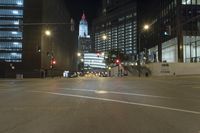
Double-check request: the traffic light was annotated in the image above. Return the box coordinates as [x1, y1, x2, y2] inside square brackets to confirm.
[115, 59, 120, 65]
[50, 58, 56, 68]
[52, 60, 56, 65]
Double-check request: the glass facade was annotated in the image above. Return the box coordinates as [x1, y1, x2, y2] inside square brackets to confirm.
[146, 0, 200, 62]
[93, 1, 137, 59]
[84, 53, 106, 69]
[184, 36, 200, 62]
[0, 0, 23, 62]
[182, 0, 200, 5]
[94, 14, 137, 56]
[159, 36, 200, 63]
[162, 38, 178, 62]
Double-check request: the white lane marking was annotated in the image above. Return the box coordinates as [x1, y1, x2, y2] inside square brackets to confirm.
[61, 88, 174, 100]
[31, 91, 200, 115]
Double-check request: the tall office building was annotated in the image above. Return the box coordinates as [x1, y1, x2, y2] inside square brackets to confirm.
[78, 13, 106, 70]
[78, 13, 92, 53]
[79, 13, 88, 37]
[0, 0, 77, 78]
[0, 0, 23, 63]
[92, 0, 137, 60]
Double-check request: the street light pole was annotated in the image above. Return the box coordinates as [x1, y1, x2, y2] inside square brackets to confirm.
[138, 24, 149, 77]
[77, 52, 83, 72]
[45, 30, 54, 77]
[138, 32, 141, 77]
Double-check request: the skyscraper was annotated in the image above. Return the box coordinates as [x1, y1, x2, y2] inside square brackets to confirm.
[79, 13, 88, 37]
[78, 13, 99, 71]
[92, 0, 137, 60]
[78, 13, 92, 53]
[0, 0, 24, 63]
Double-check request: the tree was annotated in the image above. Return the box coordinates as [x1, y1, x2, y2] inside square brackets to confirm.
[105, 49, 129, 66]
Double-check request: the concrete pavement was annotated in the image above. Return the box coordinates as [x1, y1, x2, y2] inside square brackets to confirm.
[0, 76, 200, 133]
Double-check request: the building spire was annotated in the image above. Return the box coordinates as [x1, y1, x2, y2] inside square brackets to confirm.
[79, 11, 88, 37]
[82, 11, 86, 20]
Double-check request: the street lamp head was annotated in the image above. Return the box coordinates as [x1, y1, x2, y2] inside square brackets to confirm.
[143, 24, 149, 30]
[45, 30, 51, 36]
[102, 34, 107, 40]
[77, 52, 81, 57]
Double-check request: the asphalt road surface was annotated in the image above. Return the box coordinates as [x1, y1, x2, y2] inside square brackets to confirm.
[0, 76, 200, 133]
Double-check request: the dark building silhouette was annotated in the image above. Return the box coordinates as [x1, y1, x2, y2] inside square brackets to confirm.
[0, 0, 77, 78]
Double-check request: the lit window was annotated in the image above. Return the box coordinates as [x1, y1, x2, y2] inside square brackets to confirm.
[14, 21, 19, 25]
[17, 1, 23, 5]
[13, 42, 19, 45]
[12, 10, 19, 14]
[12, 31, 18, 34]
[182, 0, 191, 4]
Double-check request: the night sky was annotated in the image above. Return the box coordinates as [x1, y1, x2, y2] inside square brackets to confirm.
[65, 0, 160, 29]
[65, 0, 101, 28]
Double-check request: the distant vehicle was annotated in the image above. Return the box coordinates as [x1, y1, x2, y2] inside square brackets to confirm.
[78, 72, 84, 77]
[99, 72, 108, 77]
[63, 71, 69, 78]
[63, 71, 78, 78]
[68, 71, 78, 78]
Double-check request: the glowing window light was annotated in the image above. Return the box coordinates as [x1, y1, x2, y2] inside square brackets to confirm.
[12, 31, 18, 35]
[12, 10, 19, 14]
[14, 21, 19, 25]
[13, 42, 19, 45]
[17, 1, 23, 5]
[11, 53, 17, 56]
[182, 0, 191, 4]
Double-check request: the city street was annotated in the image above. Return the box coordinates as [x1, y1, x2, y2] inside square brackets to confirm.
[0, 76, 200, 133]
